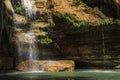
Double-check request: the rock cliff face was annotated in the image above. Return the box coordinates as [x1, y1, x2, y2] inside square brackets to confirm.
[0, 0, 120, 71]
[52, 19, 120, 68]
[0, 0, 16, 71]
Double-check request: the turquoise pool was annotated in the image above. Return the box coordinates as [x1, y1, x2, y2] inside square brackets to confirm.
[0, 70, 120, 80]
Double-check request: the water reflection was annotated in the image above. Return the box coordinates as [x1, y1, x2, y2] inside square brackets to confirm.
[1, 70, 120, 80]
[1, 77, 94, 80]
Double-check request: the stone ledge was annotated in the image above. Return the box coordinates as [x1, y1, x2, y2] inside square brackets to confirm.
[16, 60, 74, 72]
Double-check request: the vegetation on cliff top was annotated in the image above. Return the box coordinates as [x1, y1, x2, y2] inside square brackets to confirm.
[55, 12, 120, 28]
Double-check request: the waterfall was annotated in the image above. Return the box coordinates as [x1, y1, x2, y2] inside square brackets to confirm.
[17, 32, 38, 70]
[16, 0, 38, 71]
[21, 0, 36, 17]
[100, 0, 106, 69]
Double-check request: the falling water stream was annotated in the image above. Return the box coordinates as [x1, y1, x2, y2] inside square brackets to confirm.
[17, 0, 37, 71]
[100, 0, 107, 69]
[21, 0, 36, 17]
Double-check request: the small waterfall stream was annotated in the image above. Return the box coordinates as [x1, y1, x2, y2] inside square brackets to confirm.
[16, 0, 37, 71]
[17, 32, 38, 69]
[100, 0, 105, 69]
[100, 0, 107, 69]
[21, 0, 36, 17]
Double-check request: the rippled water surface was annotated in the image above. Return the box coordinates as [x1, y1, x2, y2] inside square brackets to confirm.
[0, 70, 120, 80]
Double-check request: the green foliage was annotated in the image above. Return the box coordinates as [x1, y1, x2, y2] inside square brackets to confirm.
[99, 19, 114, 25]
[14, 1, 24, 15]
[37, 37, 52, 45]
[55, 12, 92, 27]
[55, 12, 80, 27]
[55, 12, 73, 22]
[55, 12, 120, 27]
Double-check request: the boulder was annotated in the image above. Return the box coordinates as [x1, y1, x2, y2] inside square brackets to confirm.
[115, 65, 120, 69]
[44, 61, 74, 72]
[16, 60, 74, 72]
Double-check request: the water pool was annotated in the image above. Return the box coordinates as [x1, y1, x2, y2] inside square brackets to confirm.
[0, 70, 120, 80]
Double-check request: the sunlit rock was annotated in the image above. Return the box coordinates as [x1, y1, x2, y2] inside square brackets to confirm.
[35, 0, 47, 9]
[16, 60, 74, 72]
[32, 22, 49, 29]
[14, 14, 27, 25]
[16, 32, 36, 44]
[44, 61, 74, 72]
[4, 0, 14, 20]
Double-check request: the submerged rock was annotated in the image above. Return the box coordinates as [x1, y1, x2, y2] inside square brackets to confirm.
[16, 60, 74, 72]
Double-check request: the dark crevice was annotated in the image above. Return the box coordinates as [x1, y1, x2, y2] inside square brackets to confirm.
[81, 0, 120, 19]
